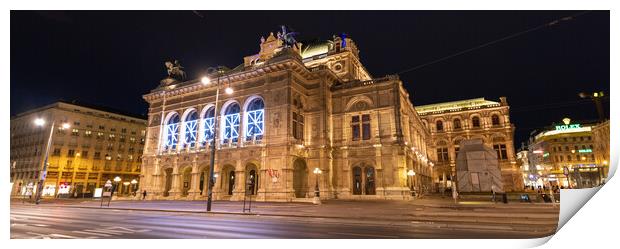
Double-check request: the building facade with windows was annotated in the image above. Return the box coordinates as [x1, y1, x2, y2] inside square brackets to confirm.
[528, 118, 605, 188]
[592, 119, 610, 179]
[416, 97, 523, 192]
[140, 31, 433, 201]
[10, 101, 147, 198]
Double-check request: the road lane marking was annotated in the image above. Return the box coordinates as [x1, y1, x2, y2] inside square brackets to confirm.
[73, 230, 108, 237]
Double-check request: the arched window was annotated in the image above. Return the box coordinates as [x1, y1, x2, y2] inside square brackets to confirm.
[245, 98, 264, 141]
[472, 116, 481, 128]
[201, 107, 215, 146]
[453, 119, 461, 130]
[183, 110, 198, 147]
[436, 120, 444, 132]
[222, 103, 240, 143]
[492, 114, 500, 126]
[164, 113, 180, 150]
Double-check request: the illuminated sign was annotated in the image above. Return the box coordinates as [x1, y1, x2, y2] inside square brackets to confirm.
[578, 149, 592, 153]
[533, 150, 544, 154]
[555, 123, 581, 131]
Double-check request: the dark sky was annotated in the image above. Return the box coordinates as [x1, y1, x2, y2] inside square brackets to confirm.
[10, 11, 610, 147]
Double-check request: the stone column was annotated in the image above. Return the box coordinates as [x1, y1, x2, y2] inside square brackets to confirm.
[169, 161, 181, 199]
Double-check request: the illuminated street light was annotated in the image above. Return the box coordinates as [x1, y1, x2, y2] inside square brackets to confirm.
[313, 168, 322, 205]
[407, 170, 416, 197]
[225, 87, 234, 95]
[201, 76, 211, 85]
[32, 118, 70, 204]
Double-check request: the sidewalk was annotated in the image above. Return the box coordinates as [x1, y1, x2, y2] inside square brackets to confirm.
[11, 196, 559, 227]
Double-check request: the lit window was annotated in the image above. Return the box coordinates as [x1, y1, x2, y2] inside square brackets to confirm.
[202, 107, 215, 145]
[245, 98, 264, 141]
[184, 110, 199, 147]
[164, 113, 180, 150]
[222, 103, 240, 143]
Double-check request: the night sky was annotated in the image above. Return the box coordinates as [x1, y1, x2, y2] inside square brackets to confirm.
[10, 11, 610, 147]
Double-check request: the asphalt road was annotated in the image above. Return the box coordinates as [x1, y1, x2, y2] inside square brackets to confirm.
[10, 204, 554, 239]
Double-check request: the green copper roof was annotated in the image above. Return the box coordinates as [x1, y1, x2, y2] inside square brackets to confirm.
[416, 98, 500, 115]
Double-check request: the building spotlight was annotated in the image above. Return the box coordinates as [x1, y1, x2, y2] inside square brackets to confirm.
[34, 118, 45, 126]
[225, 87, 234, 95]
[201, 76, 211, 85]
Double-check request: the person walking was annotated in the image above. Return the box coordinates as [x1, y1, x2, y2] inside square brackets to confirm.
[142, 190, 147, 200]
[491, 184, 499, 203]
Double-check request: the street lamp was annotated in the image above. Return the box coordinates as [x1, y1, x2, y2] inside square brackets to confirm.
[579, 91, 606, 122]
[204, 66, 233, 212]
[313, 168, 322, 205]
[113, 176, 121, 197]
[33, 118, 70, 204]
[131, 179, 138, 195]
[407, 170, 415, 197]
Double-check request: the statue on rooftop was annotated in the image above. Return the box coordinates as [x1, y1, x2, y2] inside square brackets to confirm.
[278, 25, 299, 48]
[164, 60, 187, 81]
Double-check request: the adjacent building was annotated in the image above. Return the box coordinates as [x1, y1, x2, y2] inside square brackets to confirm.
[10, 101, 147, 197]
[140, 31, 434, 201]
[592, 119, 610, 180]
[528, 118, 604, 188]
[416, 97, 523, 192]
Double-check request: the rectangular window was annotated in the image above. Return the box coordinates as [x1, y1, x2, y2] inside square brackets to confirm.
[85, 130, 92, 136]
[121, 128, 127, 133]
[53, 148, 61, 156]
[361, 114, 371, 140]
[71, 129, 79, 136]
[351, 116, 360, 141]
[567, 155, 572, 161]
[292, 112, 305, 140]
[66, 160, 73, 168]
[81, 151, 88, 158]
[493, 144, 508, 160]
[94, 152, 101, 159]
[560, 155, 564, 162]
[437, 148, 449, 162]
[67, 149, 75, 156]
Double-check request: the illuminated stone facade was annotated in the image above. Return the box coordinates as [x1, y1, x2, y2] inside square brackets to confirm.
[416, 97, 523, 192]
[10, 101, 147, 197]
[140, 32, 433, 201]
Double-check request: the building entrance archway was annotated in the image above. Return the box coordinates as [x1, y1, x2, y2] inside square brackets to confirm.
[293, 159, 309, 198]
[352, 163, 376, 195]
[221, 165, 236, 196]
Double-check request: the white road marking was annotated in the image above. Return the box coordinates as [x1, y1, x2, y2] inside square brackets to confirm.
[327, 231, 400, 238]
[32, 224, 50, 227]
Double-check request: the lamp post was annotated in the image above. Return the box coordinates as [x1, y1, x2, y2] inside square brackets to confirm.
[203, 66, 233, 212]
[407, 170, 415, 197]
[579, 91, 606, 122]
[131, 179, 138, 196]
[113, 176, 121, 197]
[313, 168, 322, 205]
[33, 118, 70, 204]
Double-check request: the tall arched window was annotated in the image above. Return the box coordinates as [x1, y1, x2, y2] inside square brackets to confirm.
[245, 98, 264, 141]
[491, 114, 500, 126]
[202, 107, 215, 146]
[222, 103, 240, 143]
[164, 113, 180, 150]
[472, 116, 481, 128]
[183, 110, 198, 148]
[453, 119, 462, 130]
[436, 120, 444, 132]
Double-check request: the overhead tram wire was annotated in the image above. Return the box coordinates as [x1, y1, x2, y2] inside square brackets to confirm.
[395, 11, 592, 76]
